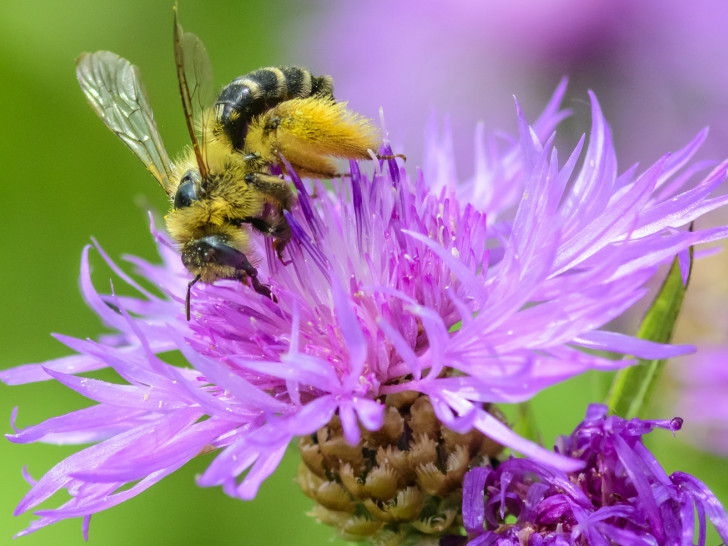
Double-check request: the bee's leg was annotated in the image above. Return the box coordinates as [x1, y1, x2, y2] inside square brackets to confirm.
[242, 216, 291, 242]
[243, 216, 277, 237]
[233, 255, 277, 303]
[332, 153, 408, 178]
[242, 215, 292, 264]
[243, 172, 294, 263]
[272, 235, 291, 265]
[376, 152, 407, 162]
[244, 172, 293, 209]
[249, 275, 277, 303]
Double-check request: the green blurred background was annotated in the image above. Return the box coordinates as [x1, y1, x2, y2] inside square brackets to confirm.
[2, 0, 727, 544]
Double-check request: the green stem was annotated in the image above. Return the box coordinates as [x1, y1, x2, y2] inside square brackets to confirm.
[513, 401, 541, 445]
[606, 251, 692, 419]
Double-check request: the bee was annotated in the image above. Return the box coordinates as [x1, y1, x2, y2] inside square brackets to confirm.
[76, 11, 386, 319]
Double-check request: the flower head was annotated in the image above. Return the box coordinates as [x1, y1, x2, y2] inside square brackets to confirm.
[3, 85, 728, 537]
[462, 404, 728, 545]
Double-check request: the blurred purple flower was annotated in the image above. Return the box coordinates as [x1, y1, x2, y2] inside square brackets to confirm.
[462, 404, 728, 545]
[673, 347, 728, 457]
[295, 0, 728, 168]
[3, 86, 728, 536]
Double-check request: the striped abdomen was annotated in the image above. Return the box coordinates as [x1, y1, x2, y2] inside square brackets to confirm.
[214, 66, 334, 150]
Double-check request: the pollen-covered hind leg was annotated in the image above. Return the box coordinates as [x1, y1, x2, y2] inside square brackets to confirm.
[245, 96, 381, 178]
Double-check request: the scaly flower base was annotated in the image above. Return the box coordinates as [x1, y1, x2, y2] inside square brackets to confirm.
[298, 393, 505, 544]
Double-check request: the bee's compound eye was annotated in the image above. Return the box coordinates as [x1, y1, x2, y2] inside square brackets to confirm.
[174, 170, 201, 209]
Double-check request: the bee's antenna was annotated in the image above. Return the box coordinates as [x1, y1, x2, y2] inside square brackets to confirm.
[186, 274, 202, 321]
[173, 7, 209, 180]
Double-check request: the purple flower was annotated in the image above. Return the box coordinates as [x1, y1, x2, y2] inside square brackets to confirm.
[462, 404, 728, 545]
[295, 0, 636, 168]
[3, 85, 728, 537]
[296, 1, 728, 168]
[673, 347, 728, 457]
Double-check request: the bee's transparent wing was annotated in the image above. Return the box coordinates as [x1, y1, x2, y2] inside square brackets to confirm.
[173, 8, 215, 180]
[76, 51, 176, 196]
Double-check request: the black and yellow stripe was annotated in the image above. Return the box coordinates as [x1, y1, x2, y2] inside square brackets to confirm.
[215, 66, 334, 150]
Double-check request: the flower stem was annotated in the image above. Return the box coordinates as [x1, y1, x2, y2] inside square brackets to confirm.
[606, 250, 693, 419]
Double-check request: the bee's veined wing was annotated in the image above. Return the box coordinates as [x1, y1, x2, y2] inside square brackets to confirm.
[173, 8, 215, 179]
[76, 51, 176, 196]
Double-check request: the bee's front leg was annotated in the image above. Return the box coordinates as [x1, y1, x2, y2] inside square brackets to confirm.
[233, 256, 275, 302]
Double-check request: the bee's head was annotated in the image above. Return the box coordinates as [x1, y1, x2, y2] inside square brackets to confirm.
[181, 233, 250, 280]
[167, 164, 275, 320]
[168, 165, 251, 284]
[180, 231, 249, 321]
[180, 232, 273, 320]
